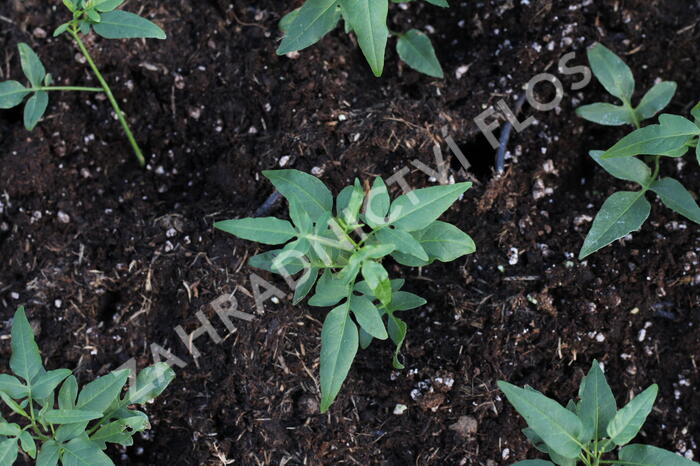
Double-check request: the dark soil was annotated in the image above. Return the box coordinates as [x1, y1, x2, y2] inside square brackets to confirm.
[1, 0, 699, 464]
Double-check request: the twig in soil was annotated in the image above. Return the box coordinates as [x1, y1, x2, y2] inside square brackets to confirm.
[495, 94, 527, 174]
[253, 191, 282, 217]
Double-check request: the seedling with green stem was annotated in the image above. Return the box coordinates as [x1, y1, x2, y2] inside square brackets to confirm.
[0, 307, 175, 465]
[0, 0, 166, 166]
[499, 360, 698, 466]
[575, 43, 700, 259]
[215, 169, 475, 411]
[277, 0, 447, 78]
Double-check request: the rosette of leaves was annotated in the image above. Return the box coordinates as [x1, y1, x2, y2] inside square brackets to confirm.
[0, 0, 166, 166]
[499, 360, 698, 466]
[0, 307, 175, 465]
[575, 43, 700, 259]
[215, 169, 475, 411]
[277, 0, 447, 78]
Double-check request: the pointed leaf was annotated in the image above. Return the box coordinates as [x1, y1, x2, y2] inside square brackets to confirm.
[387, 313, 407, 369]
[602, 114, 700, 159]
[320, 304, 358, 412]
[61, 437, 113, 466]
[376, 228, 428, 261]
[0, 81, 29, 109]
[388, 182, 471, 231]
[76, 369, 129, 413]
[59, 375, 79, 410]
[0, 375, 28, 399]
[340, 0, 389, 76]
[0, 438, 18, 465]
[23, 91, 48, 131]
[18, 43, 46, 87]
[365, 177, 390, 227]
[263, 170, 333, 219]
[308, 270, 350, 307]
[396, 29, 443, 78]
[10, 307, 44, 383]
[18, 431, 36, 458]
[587, 43, 635, 101]
[636, 81, 677, 121]
[498, 381, 583, 459]
[44, 409, 103, 424]
[36, 440, 60, 466]
[576, 102, 636, 126]
[578, 360, 617, 442]
[416, 220, 475, 262]
[589, 150, 651, 185]
[579, 191, 651, 259]
[214, 217, 297, 245]
[606, 384, 658, 446]
[126, 363, 174, 404]
[387, 291, 426, 311]
[349, 295, 387, 339]
[293, 267, 319, 304]
[32, 369, 72, 400]
[619, 444, 698, 466]
[650, 177, 700, 224]
[93, 10, 166, 39]
[277, 0, 341, 54]
[93, 0, 124, 12]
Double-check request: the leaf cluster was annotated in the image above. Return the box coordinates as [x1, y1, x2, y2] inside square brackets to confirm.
[499, 360, 699, 466]
[0, 307, 175, 465]
[56, 0, 166, 40]
[215, 169, 475, 411]
[277, 0, 447, 78]
[576, 43, 700, 259]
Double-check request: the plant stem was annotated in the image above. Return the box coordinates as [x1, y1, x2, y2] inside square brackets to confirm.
[69, 27, 146, 166]
[29, 86, 103, 92]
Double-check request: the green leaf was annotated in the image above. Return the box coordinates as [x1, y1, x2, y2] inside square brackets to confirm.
[340, 0, 389, 77]
[62, 0, 76, 12]
[607, 384, 658, 446]
[61, 437, 113, 466]
[636, 81, 677, 121]
[79, 20, 91, 35]
[214, 217, 297, 245]
[53, 23, 71, 37]
[90, 421, 133, 448]
[396, 29, 443, 78]
[293, 267, 319, 304]
[54, 423, 89, 443]
[36, 440, 60, 466]
[10, 307, 44, 384]
[374, 278, 392, 307]
[86, 8, 101, 22]
[337, 179, 364, 225]
[126, 363, 175, 404]
[0, 438, 18, 465]
[387, 314, 407, 369]
[376, 228, 428, 261]
[579, 191, 651, 260]
[249, 249, 306, 275]
[93, 0, 124, 12]
[358, 327, 373, 349]
[365, 177, 390, 227]
[388, 182, 472, 231]
[414, 221, 475, 262]
[0, 81, 29, 109]
[601, 114, 700, 159]
[59, 375, 79, 409]
[360, 260, 389, 291]
[0, 423, 21, 436]
[587, 42, 635, 101]
[18, 431, 36, 458]
[93, 10, 166, 39]
[424, 0, 449, 6]
[0, 391, 29, 418]
[32, 369, 72, 400]
[279, 8, 300, 33]
[320, 303, 358, 412]
[650, 177, 700, 224]
[44, 409, 104, 424]
[309, 270, 350, 307]
[76, 369, 129, 413]
[498, 381, 583, 459]
[0, 375, 28, 399]
[619, 444, 698, 466]
[578, 360, 617, 442]
[349, 295, 387, 339]
[588, 150, 651, 186]
[18, 43, 46, 87]
[277, 0, 341, 54]
[387, 291, 426, 311]
[576, 102, 636, 126]
[23, 91, 49, 131]
[263, 170, 333, 219]
[289, 201, 313, 234]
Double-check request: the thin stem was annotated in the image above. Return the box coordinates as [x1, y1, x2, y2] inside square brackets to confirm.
[28, 86, 103, 92]
[69, 27, 146, 166]
[623, 98, 641, 129]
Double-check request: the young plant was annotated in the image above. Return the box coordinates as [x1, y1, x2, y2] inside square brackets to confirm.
[576, 43, 700, 259]
[498, 360, 699, 466]
[215, 169, 475, 411]
[0, 307, 175, 465]
[277, 0, 447, 78]
[0, 0, 166, 166]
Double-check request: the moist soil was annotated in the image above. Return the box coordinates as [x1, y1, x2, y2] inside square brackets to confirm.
[1, 0, 699, 464]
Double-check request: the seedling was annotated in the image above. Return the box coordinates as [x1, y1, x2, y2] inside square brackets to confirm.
[277, 0, 447, 78]
[0, 0, 166, 166]
[0, 307, 175, 465]
[215, 169, 475, 411]
[576, 43, 700, 259]
[499, 360, 698, 466]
